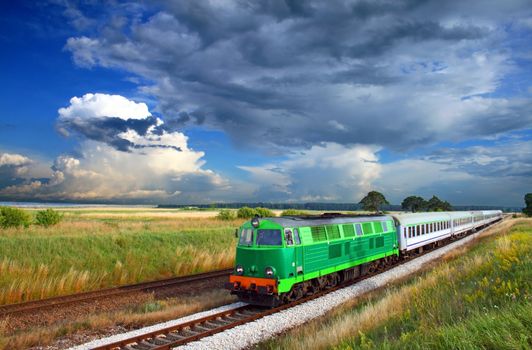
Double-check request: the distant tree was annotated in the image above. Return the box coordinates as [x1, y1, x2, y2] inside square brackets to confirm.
[426, 195, 453, 212]
[523, 193, 532, 217]
[35, 208, 63, 227]
[216, 209, 236, 221]
[401, 196, 427, 212]
[254, 207, 275, 217]
[237, 206, 257, 219]
[0, 207, 32, 228]
[359, 191, 389, 212]
[281, 209, 308, 216]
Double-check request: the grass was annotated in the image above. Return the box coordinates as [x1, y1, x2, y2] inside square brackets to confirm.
[0, 289, 236, 350]
[0, 209, 244, 304]
[259, 218, 531, 350]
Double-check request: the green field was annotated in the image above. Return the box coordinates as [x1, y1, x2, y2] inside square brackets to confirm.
[260, 218, 531, 350]
[0, 208, 243, 304]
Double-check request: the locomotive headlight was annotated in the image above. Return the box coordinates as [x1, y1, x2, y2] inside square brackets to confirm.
[265, 266, 275, 277]
[236, 265, 244, 275]
[251, 217, 260, 228]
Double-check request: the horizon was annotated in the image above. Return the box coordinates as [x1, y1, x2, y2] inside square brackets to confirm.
[1, 1, 531, 207]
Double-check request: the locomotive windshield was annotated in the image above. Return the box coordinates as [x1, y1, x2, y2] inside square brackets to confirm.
[239, 228, 253, 246]
[256, 229, 282, 246]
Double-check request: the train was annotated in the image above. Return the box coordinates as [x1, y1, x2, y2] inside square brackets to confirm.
[224, 210, 502, 306]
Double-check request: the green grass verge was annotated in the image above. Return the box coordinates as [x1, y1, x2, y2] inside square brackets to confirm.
[260, 219, 531, 350]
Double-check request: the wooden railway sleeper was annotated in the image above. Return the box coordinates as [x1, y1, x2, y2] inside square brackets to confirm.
[152, 337, 172, 345]
[179, 329, 199, 337]
[192, 324, 212, 332]
[164, 332, 185, 341]
[202, 320, 221, 329]
[210, 318, 231, 326]
[225, 314, 246, 322]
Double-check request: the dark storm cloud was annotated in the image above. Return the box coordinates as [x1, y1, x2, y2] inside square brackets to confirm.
[65, 0, 532, 152]
[427, 140, 532, 178]
[56, 116, 181, 152]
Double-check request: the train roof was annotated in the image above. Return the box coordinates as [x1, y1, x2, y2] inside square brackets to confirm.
[393, 210, 501, 225]
[263, 214, 393, 227]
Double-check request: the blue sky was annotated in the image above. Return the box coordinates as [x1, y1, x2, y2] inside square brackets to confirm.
[0, 1, 531, 207]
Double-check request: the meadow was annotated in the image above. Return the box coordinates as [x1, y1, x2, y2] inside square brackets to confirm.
[260, 218, 531, 350]
[0, 207, 244, 304]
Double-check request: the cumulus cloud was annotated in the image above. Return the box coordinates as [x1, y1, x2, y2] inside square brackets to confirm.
[0, 94, 232, 203]
[0, 153, 33, 188]
[63, 0, 532, 153]
[240, 143, 381, 202]
[55, 93, 186, 152]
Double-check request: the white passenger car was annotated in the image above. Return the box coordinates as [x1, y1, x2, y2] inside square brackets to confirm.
[394, 210, 502, 252]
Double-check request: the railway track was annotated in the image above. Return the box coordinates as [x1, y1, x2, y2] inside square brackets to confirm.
[87, 219, 504, 350]
[0, 268, 232, 317]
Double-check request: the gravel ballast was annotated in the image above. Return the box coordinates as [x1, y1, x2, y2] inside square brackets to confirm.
[179, 226, 496, 350]
[67, 302, 246, 350]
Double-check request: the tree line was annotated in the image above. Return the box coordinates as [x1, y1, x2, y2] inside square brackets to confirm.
[359, 191, 452, 212]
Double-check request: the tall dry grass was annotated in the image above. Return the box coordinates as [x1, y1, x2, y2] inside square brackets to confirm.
[0, 211, 242, 304]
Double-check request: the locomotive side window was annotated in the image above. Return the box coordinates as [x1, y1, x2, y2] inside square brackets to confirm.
[284, 229, 294, 246]
[381, 221, 388, 232]
[256, 229, 282, 246]
[293, 228, 301, 245]
[239, 228, 253, 246]
[355, 224, 363, 236]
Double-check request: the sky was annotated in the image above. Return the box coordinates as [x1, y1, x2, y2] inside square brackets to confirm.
[0, 0, 531, 207]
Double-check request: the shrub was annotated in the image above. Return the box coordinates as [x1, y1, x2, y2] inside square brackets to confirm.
[254, 207, 275, 217]
[281, 209, 308, 216]
[0, 207, 32, 228]
[216, 209, 236, 221]
[35, 208, 63, 227]
[237, 206, 257, 219]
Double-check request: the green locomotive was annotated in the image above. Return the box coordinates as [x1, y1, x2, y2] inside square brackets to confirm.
[225, 214, 398, 306]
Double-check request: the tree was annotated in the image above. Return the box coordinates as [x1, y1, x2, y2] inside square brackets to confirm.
[426, 195, 453, 212]
[401, 196, 426, 212]
[523, 193, 532, 217]
[0, 207, 32, 228]
[35, 208, 63, 227]
[216, 209, 236, 220]
[237, 206, 257, 219]
[359, 191, 389, 212]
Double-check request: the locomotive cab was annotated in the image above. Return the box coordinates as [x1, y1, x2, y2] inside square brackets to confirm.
[224, 217, 299, 306]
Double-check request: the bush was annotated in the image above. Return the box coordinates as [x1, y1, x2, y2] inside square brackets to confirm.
[237, 206, 257, 219]
[281, 209, 308, 216]
[0, 207, 32, 228]
[255, 207, 275, 217]
[35, 208, 63, 227]
[216, 209, 236, 221]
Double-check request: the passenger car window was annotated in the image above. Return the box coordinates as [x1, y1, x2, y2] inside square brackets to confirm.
[239, 228, 253, 245]
[256, 229, 282, 246]
[355, 224, 363, 236]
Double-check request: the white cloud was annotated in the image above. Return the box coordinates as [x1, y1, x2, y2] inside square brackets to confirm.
[0, 94, 231, 204]
[240, 143, 381, 202]
[58, 93, 151, 120]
